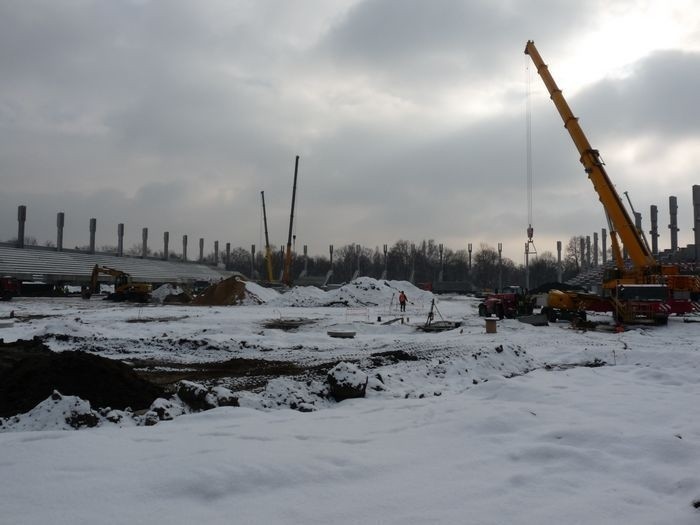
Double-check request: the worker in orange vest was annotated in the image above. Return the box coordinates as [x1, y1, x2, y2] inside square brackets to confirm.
[398, 291, 407, 312]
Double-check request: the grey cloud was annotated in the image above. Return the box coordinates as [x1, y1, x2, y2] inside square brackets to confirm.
[318, 0, 598, 93]
[576, 50, 700, 138]
[1, 0, 698, 262]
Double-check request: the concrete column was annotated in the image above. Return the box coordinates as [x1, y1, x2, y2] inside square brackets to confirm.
[585, 236, 591, 268]
[199, 238, 204, 262]
[579, 237, 586, 270]
[556, 240, 562, 282]
[669, 196, 679, 253]
[326, 244, 334, 285]
[89, 218, 97, 254]
[182, 235, 188, 261]
[693, 185, 700, 263]
[302, 245, 308, 276]
[279, 245, 285, 281]
[17, 205, 26, 248]
[602, 228, 608, 264]
[117, 223, 124, 256]
[593, 232, 599, 267]
[468, 243, 473, 274]
[650, 205, 659, 255]
[225, 242, 231, 268]
[56, 212, 65, 251]
[214, 241, 219, 265]
[634, 212, 643, 257]
[141, 228, 148, 258]
[634, 212, 642, 232]
[163, 232, 169, 260]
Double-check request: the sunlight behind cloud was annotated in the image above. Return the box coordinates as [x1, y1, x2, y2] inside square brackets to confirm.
[554, 1, 698, 92]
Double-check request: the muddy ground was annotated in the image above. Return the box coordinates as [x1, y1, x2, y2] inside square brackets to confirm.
[0, 337, 420, 418]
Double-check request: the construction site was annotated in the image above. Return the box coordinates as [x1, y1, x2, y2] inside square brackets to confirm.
[0, 34, 698, 399]
[2, 37, 700, 525]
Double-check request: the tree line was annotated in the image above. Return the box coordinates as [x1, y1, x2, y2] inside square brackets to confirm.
[224, 237, 590, 291]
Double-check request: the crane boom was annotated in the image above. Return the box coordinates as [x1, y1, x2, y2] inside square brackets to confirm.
[261, 191, 274, 282]
[524, 41, 657, 272]
[282, 155, 300, 286]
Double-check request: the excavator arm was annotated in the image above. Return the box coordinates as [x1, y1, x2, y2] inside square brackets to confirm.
[524, 41, 658, 273]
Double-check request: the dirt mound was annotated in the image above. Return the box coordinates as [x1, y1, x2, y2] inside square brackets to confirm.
[0, 339, 164, 418]
[192, 276, 246, 306]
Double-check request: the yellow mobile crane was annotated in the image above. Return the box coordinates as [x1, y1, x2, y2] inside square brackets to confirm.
[525, 41, 700, 323]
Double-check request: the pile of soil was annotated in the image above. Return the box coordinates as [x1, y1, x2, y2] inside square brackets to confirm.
[192, 276, 247, 306]
[0, 339, 164, 418]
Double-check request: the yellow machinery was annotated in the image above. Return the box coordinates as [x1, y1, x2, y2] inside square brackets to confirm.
[525, 41, 700, 322]
[82, 265, 152, 302]
[542, 289, 611, 323]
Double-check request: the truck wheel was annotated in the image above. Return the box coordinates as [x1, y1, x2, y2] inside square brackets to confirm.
[478, 304, 487, 317]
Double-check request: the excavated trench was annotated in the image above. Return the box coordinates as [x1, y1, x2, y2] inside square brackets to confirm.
[0, 337, 425, 418]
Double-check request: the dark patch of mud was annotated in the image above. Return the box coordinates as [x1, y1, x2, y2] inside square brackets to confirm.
[368, 350, 420, 366]
[132, 357, 314, 389]
[0, 338, 164, 418]
[125, 315, 189, 323]
[544, 358, 607, 370]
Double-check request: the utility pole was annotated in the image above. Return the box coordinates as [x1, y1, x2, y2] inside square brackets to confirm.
[381, 244, 388, 280]
[497, 242, 503, 292]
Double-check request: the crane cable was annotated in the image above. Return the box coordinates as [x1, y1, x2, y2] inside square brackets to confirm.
[525, 57, 536, 256]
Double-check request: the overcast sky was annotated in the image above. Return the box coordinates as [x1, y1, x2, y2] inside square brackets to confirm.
[1, 0, 699, 262]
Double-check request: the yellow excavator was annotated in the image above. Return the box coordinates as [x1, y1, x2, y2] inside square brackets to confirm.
[525, 41, 700, 323]
[82, 265, 152, 302]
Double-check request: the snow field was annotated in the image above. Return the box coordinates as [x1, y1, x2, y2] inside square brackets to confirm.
[1, 279, 700, 523]
[1, 365, 699, 524]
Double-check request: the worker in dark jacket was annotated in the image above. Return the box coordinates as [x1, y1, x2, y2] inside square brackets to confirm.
[399, 291, 407, 312]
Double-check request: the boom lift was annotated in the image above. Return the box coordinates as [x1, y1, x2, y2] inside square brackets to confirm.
[82, 265, 152, 302]
[524, 40, 699, 323]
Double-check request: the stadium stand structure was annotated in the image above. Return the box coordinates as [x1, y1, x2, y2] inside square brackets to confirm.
[0, 243, 233, 286]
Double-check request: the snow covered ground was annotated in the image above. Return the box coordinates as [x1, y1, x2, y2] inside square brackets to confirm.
[1, 279, 700, 524]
